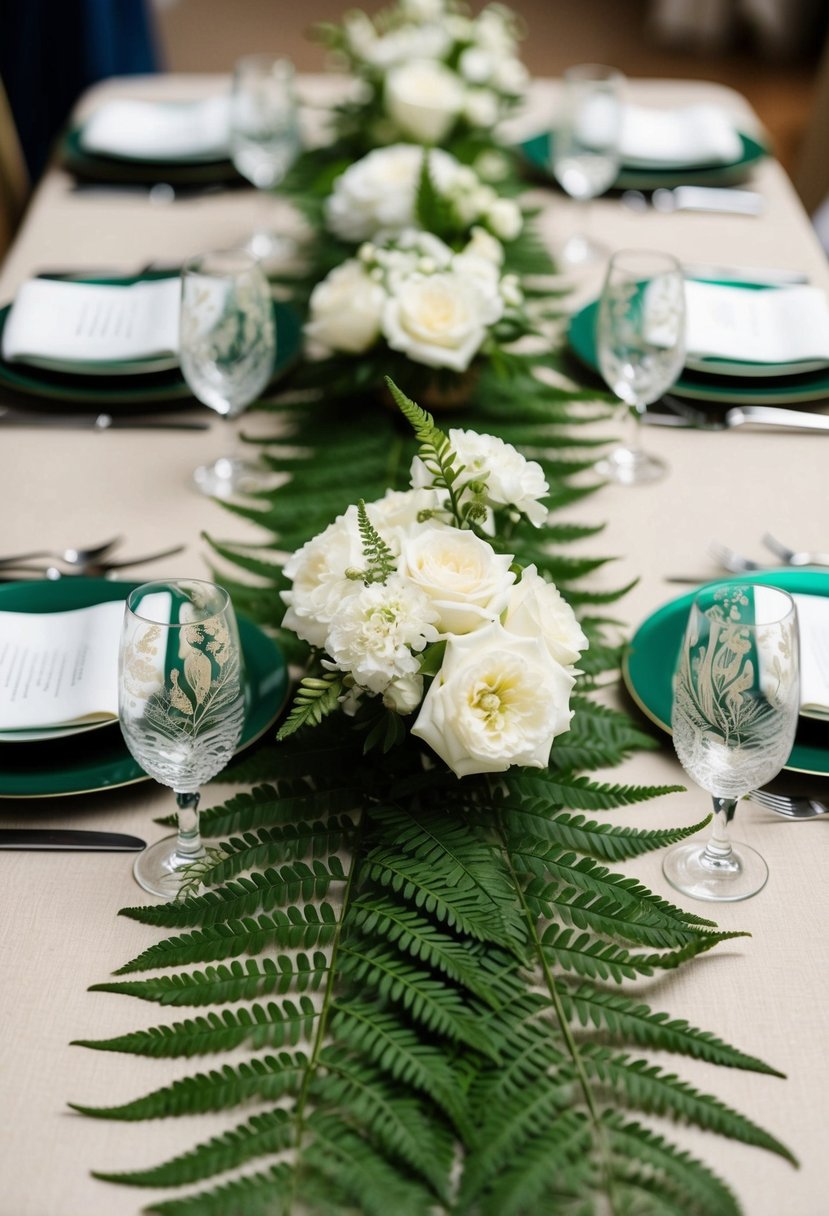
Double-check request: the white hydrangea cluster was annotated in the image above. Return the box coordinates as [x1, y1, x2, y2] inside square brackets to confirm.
[332, 0, 528, 146]
[324, 144, 523, 245]
[304, 228, 523, 372]
[281, 438, 588, 778]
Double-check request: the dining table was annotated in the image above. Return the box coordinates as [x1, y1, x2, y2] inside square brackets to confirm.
[0, 71, 827, 1216]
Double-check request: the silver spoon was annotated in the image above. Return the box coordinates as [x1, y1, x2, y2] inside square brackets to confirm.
[0, 536, 122, 569]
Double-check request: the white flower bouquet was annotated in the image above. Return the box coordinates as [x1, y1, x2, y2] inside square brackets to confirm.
[315, 0, 528, 160]
[277, 380, 588, 778]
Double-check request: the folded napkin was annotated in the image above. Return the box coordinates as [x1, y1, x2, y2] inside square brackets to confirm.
[79, 96, 231, 162]
[793, 593, 829, 719]
[683, 281, 829, 369]
[1, 278, 181, 374]
[619, 103, 743, 168]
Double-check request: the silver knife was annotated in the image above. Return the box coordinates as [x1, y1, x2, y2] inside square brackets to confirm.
[0, 408, 209, 431]
[0, 828, 145, 851]
[643, 404, 829, 431]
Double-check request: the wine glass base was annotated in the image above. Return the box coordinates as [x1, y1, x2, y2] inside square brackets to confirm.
[556, 232, 608, 268]
[595, 444, 667, 486]
[662, 840, 769, 902]
[133, 834, 206, 900]
[193, 455, 280, 500]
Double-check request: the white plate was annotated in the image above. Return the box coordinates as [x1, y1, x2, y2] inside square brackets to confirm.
[0, 718, 116, 745]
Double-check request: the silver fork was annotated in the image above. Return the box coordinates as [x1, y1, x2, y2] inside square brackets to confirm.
[761, 533, 829, 568]
[708, 541, 767, 573]
[748, 789, 829, 819]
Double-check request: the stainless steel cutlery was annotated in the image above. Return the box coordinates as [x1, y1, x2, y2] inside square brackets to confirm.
[748, 790, 829, 820]
[643, 398, 829, 432]
[0, 829, 146, 851]
[622, 186, 763, 216]
[0, 407, 209, 431]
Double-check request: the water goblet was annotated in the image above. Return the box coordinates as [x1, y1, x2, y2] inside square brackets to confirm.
[595, 248, 686, 485]
[180, 247, 277, 499]
[552, 64, 623, 267]
[119, 579, 246, 899]
[663, 582, 800, 902]
[230, 54, 301, 268]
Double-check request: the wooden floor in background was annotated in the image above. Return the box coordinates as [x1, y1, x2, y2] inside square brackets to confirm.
[155, 0, 822, 177]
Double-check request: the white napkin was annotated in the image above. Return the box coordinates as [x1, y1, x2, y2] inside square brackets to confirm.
[793, 594, 829, 719]
[1, 278, 182, 373]
[79, 96, 231, 162]
[684, 281, 829, 367]
[619, 103, 743, 167]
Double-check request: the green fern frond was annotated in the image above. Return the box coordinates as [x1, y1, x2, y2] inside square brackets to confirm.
[69, 1050, 307, 1120]
[384, 378, 466, 524]
[89, 955, 330, 1006]
[119, 860, 346, 928]
[541, 923, 746, 983]
[512, 769, 686, 812]
[113, 906, 339, 974]
[72, 998, 319, 1058]
[277, 670, 347, 740]
[501, 804, 709, 863]
[525, 884, 724, 951]
[175, 822, 354, 886]
[145, 1162, 294, 1216]
[354, 498, 397, 584]
[470, 1108, 594, 1215]
[92, 1107, 293, 1186]
[561, 981, 785, 1075]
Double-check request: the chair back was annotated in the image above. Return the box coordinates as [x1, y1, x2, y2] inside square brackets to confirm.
[0, 79, 29, 259]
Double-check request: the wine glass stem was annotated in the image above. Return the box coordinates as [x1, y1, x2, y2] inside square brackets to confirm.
[175, 790, 203, 858]
[626, 401, 644, 454]
[702, 796, 737, 866]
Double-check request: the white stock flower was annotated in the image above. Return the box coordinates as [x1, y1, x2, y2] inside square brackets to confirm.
[385, 60, 465, 144]
[398, 526, 515, 635]
[502, 565, 589, 669]
[304, 260, 385, 356]
[448, 429, 549, 525]
[281, 507, 365, 647]
[325, 144, 462, 242]
[411, 621, 575, 777]
[325, 576, 439, 694]
[382, 269, 503, 372]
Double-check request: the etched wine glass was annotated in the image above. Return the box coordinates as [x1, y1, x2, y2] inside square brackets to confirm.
[596, 248, 686, 485]
[552, 64, 623, 267]
[119, 579, 246, 898]
[663, 582, 800, 902]
[180, 247, 277, 499]
[230, 54, 301, 267]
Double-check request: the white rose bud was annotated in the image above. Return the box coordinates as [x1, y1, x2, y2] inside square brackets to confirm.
[464, 89, 499, 129]
[458, 47, 494, 84]
[487, 198, 522, 241]
[385, 60, 465, 144]
[383, 673, 424, 714]
[304, 261, 385, 356]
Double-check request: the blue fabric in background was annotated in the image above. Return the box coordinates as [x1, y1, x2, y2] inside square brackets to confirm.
[0, 0, 162, 183]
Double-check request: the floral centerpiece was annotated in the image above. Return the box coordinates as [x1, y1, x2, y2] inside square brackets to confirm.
[277, 378, 587, 774]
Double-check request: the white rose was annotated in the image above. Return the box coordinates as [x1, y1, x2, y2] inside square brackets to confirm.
[325, 576, 439, 694]
[304, 260, 385, 356]
[325, 145, 462, 243]
[492, 57, 529, 94]
[502, 565, 589, 669]
[412, 621, 575, 777]
[486, 198, 522, 241]
[281, 507, 365, 647]
[398, 526, 515, 635]
[382, 269, 503, 372]
[464, 89, 499, 129]
[400, 0, 445, 21]
[343, 11, 377, 59]
[369, 25, 451, 68]
[383, 673, 424, 714]
[385, 60, 465, 144]
[458, 47, 494, 84]
[448, 429, 549, 525]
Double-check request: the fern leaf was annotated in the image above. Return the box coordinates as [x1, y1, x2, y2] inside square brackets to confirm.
[89, 955, 329, 1006]
[69, 1050, 307, 1120]
[277, 670, 346, 740]
[145, 1163, 294, 1216]
[170, 823, 354, 887]
[72, 998, 319, 1058]
[92, 1108, 293, 1186]
[472, 1109, 594, 1215]
[511, 768, 686, 811]
[113, 906, 338, 974]
[540, 923, 739, 984]
[501, 804, 711, 864]
[526, 883, 724, 951]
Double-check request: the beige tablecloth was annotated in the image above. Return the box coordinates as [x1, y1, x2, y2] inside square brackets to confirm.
[0, 75, 827, 1216]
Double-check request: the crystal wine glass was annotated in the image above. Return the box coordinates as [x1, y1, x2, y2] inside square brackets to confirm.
[230, 54, 301, 268]
[180, 247, 277, 499]
[552, 64, 623, 267]
[596, 248, 686, 485]
[663, 582, 800, 902]
[119, 579, 246, 899]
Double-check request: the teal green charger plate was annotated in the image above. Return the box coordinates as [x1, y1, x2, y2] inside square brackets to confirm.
[0, 276, 302, 408]
[61, 126, 242, 186]
[0, 579, 288, 798]
[520, 129, 766, 190]
[624, 569, 829, 776]
[568, 297, 829, 406]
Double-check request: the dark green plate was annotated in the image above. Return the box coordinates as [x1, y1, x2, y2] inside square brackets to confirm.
[61, 126, 242, 186]
[0, 579, 289, 798]
[623, 569, 829, 776]
[0, 277, 302, 408]
[568, 297, 829, 406]
[520, 129, 767, 190]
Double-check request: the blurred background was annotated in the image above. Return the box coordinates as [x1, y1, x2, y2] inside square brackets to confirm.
[2, 0, 828, 253]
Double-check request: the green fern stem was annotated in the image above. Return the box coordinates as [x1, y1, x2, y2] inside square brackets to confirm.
[495, 810, 620, 1216]
[285, 806, 367, 1213]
